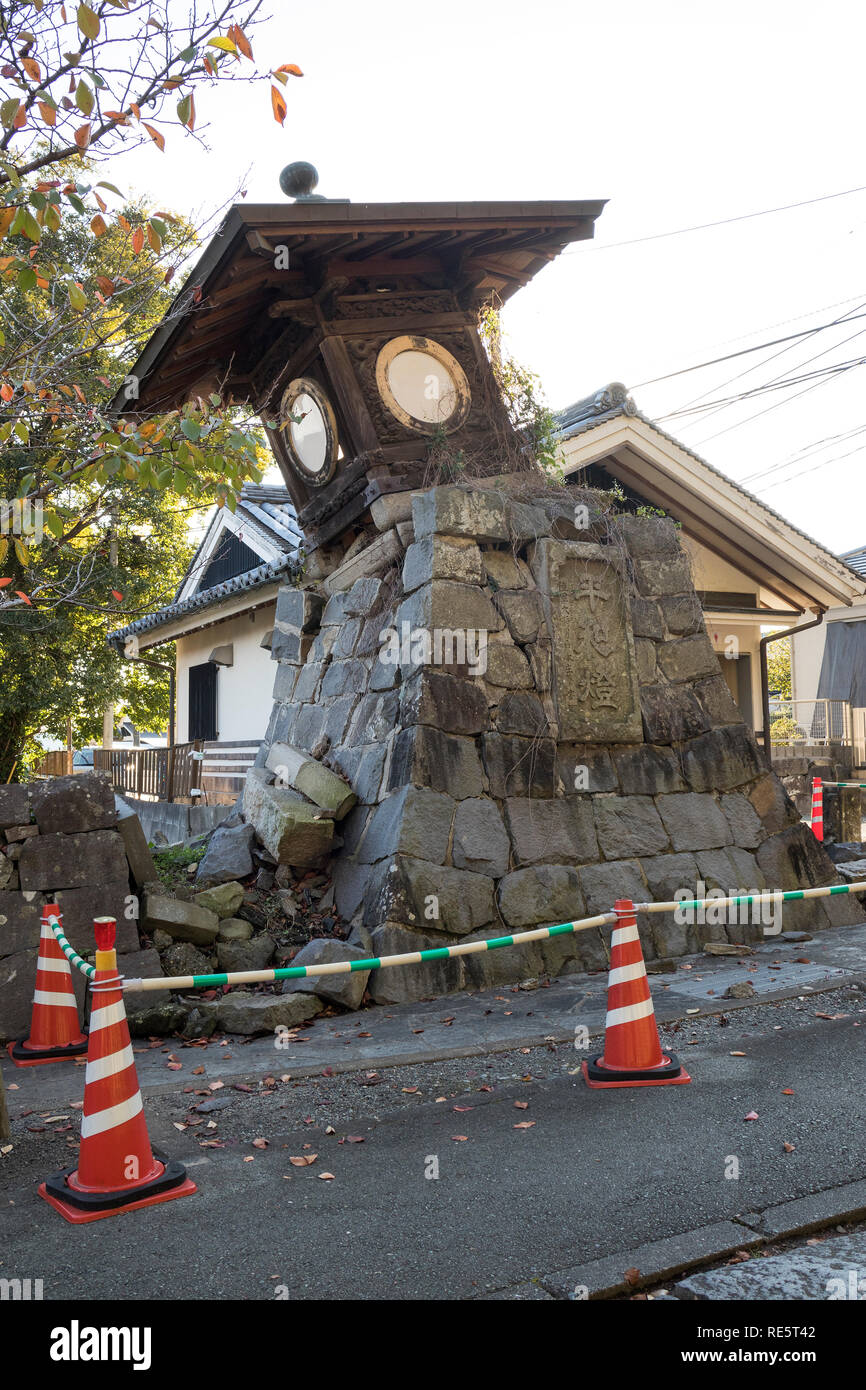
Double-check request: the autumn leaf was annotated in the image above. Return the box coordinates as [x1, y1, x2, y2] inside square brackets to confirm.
[15, 591, 32, 605]
[0, 577, 12, 587]
[624, 1267, 641, 1287]
[166, 1061, 182, 1071]
[111, 589, 123, 601]
[451, 1135, 469, 1142]
[744, 1110, 759, 1121]
[22, 57, 42, 81]
[0, 383, 13, 402]
[273, 63, 303, 79]
[90, 213, 107, 237]
[74, 123, 91, 151]
[513, 1121, 535, 1129]
[781, 1088, 794, 1095]
[514, 1100, 529, 1109]
[143, 123, 165, 152]
[288, 1154, 316, 1166]
[77, 3, 100, 41]
[95, 275, 115, 298]
[37, 101, 56, 127]
[783, 1141, 796, 1153]
[230, 24, 254, 59]
[317, 1171, 335, 1181]
[270, 85, 287, 126]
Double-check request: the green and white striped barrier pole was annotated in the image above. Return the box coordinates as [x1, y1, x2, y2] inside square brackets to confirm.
[819, 781, 866, 789]
[47, 911, 96, 981]
[116, 914, 620, 993]
[54, 881, 866, 996]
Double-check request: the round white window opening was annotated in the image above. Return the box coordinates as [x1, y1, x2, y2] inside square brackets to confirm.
[376, 337, 470, 434]
[279, 379, 338, 486]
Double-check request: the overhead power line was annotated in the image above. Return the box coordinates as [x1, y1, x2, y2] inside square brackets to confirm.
[569, 183, 866, 254]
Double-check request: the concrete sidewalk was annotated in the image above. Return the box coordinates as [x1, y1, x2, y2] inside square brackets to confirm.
[4, 919, 866, 1109]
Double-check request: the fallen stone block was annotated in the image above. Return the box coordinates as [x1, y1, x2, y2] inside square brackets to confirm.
[141, 892, 219, 947]
[243, 768, 334, 866]
[194, 880, 245, 918]
[216, 935, 275, 973]
[114, 805, 158, 887]
[193, 822, 256, 886]
[287, 937, 371, 1010]
[266, 742, 357, 820]
[211, 989, 323, 1035]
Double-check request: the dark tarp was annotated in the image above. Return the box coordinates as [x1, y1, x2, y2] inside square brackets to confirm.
[816, 621, 866, 706]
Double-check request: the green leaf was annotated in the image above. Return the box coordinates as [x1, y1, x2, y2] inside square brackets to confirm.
[42, 511, 65, 539]
[17, 265, 37, 291]
[77, 4, 100, 41]
[179, 45, 198, 62]
[180, 417, 201, 441]
[18, 472, 36, 495]
[0, 98, 20, 130]
[13, 537, 29, 567]
[14, 421, 29, 444]
[68, 281, 86, 311]
[149, 217, 167, 238]
[95, 181, 124, 197]
[75, 79, 94, 116]
[67, 193, 86, 214]
[176, 95, 191, 127]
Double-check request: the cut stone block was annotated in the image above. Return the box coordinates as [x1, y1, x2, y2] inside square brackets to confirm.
[141, 892, 219, 946]
[194, 880, 245, 918]
[194, 822, 256, 885]
[412, 486, 509, 543]
[216, 935, 275, 973]
[366, 923, 463, 1003]
[593, 796, 670, 859]
[399, 670, 489, 736]
[482, 734, 557, 798]
[498, 865, 585, 929]
[266, 742, 357, 820]
[656, 793, 733, 852]
[364, 856, 496, 936]
[0, 783, 30, 830]
[389, 726, 485, 800]
[243, 769, 334, 867]
[323, 528, 403, 595]
[31, 772, 117, 834]
[360, 786, 455, 865]
[402, 534, 482, 592]
[0, 890, 46, 958]
[18, 829, 128, 892]
[505, 797, 598, 867]
[452, 798, 511, 878]
[212, 990, 322, 1035]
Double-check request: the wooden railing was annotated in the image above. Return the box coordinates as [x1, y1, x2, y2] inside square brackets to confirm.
[93, 741, 202, 803]
[90, 739, 261, 804]
[34, 749, 71, 778]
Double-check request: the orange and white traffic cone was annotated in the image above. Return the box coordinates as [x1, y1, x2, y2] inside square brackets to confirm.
[811, 777, 824, 841]
[7, 905, 88, 1067]
[39, 917, 196, 1224]
[582, 899, 691, 1089]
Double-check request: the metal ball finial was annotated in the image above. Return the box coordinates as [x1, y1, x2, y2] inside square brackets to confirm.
[279, 161, 319, 200]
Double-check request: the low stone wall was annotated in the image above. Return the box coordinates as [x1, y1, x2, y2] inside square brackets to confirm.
[0, 773, 165, 1041]
[122, 796, 234, 847]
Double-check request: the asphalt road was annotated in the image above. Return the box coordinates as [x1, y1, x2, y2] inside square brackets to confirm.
[1, 987, 864, 1300]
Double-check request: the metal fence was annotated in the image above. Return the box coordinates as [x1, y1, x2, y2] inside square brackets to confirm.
[767, 698, 852, 745]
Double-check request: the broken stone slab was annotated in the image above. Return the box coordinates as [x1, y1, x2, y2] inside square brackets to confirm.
[370, 489, 420, 532]
[216, 934, 275, 973]
[18, 828, 128, 892]
[31, 772, 117, 834]
[194, 880, 245, 918]
[193, 822, 256, 886]
[265, 742, 357, 820]
[141, 892, 219, 947]
[0, 783, 30, 830]
[207, 989, 323, 1035]
[217, 916, 254, 942]
[114, 806, 157, 887]
[723, 980, 757, 999]
[323, 529, 403, 595]
[243, 768, 335, 867]
[287, 937, 371, 1010]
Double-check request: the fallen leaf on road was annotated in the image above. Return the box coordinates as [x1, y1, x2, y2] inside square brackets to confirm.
[166, 1061, 182, 1071]
[435, 1096, 446, 1103]
[744, 1110, 759, 1121]
[783, 1142, 796, 1152]
[453, 1105, 472, 1112]
[686, 1008, 700, 1015]
[402, 1087, 419, 1094]
[318, 1172, 335, 1180]
[730, 1051, 746, 1057]
[234, 1083, 254, 1092]
[252, 1137, 268, 1149]
[514, 1122, 535, 1129]
[782, 1088, 794, 1095]
[624, 1267, 641, 1286]
[451, 1135, 469, 1141]
[208, 1080, 224, 1091]
[0, 1145, 12, 1155]
[289, 1155, 316, 1166]
[192, 1066, 205, 1075]
[325, 1125, 335, 1135]
[357, 1031, 371, 1037]
[514, 1101, 529, 1109]
[280, 1075, 292, 1083]
[243, 1156, 255, 1163]
[479, 1084, 493, 1092]
[172, 1122, 187, 1132]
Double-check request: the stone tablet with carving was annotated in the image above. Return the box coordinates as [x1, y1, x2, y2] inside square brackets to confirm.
[529, 538, 643, 743]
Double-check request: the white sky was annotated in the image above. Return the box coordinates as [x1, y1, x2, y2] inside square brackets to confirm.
[114, 0, 866, 554]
